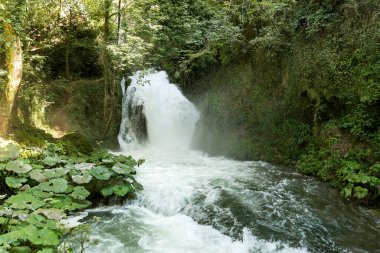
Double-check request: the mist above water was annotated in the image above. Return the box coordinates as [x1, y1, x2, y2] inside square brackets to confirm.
[85, 70, 380, 253]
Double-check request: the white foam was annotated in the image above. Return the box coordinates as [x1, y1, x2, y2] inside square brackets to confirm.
[118, 70, 199, 150]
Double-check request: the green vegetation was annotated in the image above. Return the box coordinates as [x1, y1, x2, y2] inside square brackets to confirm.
[0, 142, 143, 252]
[185, 1, 380, 205]
[0, 0, 378, 210]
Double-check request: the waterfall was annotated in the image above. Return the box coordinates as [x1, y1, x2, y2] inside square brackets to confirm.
[118, 70, 199, 151]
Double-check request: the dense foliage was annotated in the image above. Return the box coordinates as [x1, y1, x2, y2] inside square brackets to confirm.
[186, 0, 380, 205]
[0, 0, 378, 207]
[0, 142, 143, 252]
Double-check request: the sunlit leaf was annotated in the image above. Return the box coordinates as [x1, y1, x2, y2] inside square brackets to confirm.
[6, 177, 27, 188]
[100, 185, 113, 197]
[112, 162, 134, 175]
[70, 186, 90, 200]
[113, 184, 131, 197]
[29, 170, 48, 183]
[42, 156, 65, 167]
[6, 160, 32, 174]
[38, 179, 68, 193]
[90, 166, 113, 180]
[43, 167, 69, 179]
[5, 193, 45, 210]
[35, 209, 66, 221]
[0, 144, 20, 162]
[71, 172, 92, 184]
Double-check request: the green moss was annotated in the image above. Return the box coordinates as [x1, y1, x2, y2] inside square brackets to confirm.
[12, 125, 55, 147]
[57, 133, 94, 155]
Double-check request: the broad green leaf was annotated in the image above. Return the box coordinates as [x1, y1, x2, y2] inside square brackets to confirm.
[6, 160, 32, 174]
[29, 170, 48, 183]
[26, 214, 58, 229]
[113, 184, 131, 197]
[101, 159, 114, 164]
[132, 181, 144, 191]
[70, 186, 90, 200]
[0, 227, 29, 247]
[90, 166, 113, 180]
[42, 156, 64, 167]
[115, 155, 135, 165]
[74, 163, 95, 171]
[353, 186, 368, 199]
[5, 193, 45, 210]
[35, 209, 66, 221]
[0, 144, 20, 162]
[51, 196, 89, 211]
[64, 184, 74, 193]
[100, 185, 114, 197]
[112, 162, 134, 175]
[43, 167, 69, 179]
[5, 177, 27, 188]
[27, 226, 60, 246]
[26, 188, 53, 199]
[38, 179, 68, 193]
[71, 172, 92, 184]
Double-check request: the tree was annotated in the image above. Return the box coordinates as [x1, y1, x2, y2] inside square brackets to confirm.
[0, 2, 23, 137]
[0, 23, 23, 137]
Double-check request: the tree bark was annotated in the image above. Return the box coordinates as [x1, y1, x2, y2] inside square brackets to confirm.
[65, 8, 72, 80]
[116, 0, 122, 44]
[0, 23, 23, 137]
[102, 0, 115, 138]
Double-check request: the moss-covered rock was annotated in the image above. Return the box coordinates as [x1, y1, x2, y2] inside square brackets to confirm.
[57, 133, 93, 155]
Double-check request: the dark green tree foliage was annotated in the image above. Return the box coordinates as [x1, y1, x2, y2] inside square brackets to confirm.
[185, 0, 380, 205]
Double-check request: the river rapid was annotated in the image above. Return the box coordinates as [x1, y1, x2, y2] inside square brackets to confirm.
[84, 71, 379, 253]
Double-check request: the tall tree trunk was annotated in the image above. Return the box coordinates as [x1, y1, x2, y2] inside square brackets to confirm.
[0, 23, 23, 137]
[65, 9, 72, 80]
[102, 0, 115, 138]
[116, 0, 122, 44]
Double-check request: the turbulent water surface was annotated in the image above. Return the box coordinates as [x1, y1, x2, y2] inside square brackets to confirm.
[84, 71, 379, 253]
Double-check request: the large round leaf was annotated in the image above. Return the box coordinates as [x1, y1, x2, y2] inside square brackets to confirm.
[27, 226, 60, 246]
[71, 171, 92, 184]
[112, 163, 134, 175]
[35, 209, 66, 221]
[42, 167, 69, 179]
[6, 177, 28, 188]
[41, 156, 65, 167]
[0, 144, 20, 162]
[51, 196, 90, 211]
[70, 186, 90, 200]
[113, 184, 131, 197]
[6, 160, 32, 174]
[38, 179, 68, 193]
[90, 166, 113, 180]
[74, 163, 95, 171]
[26, 214, 58, 229]
[5, 193, 45, 210]
[29, 170, 48, 183]
[100, 185, 113, 197]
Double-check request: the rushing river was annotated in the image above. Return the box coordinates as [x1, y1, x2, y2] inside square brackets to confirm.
[83, 71, 379, 253]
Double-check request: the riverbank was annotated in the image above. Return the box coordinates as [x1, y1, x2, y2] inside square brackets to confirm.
[0, 139, 143, 252]
[182, 1, 380, 206]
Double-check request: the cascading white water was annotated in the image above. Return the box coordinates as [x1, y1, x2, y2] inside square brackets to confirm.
[84, 71, 380, 253]
[118, 70, 199, 150]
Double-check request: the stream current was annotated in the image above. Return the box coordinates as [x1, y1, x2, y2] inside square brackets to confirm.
[85, 71, 379, 253]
